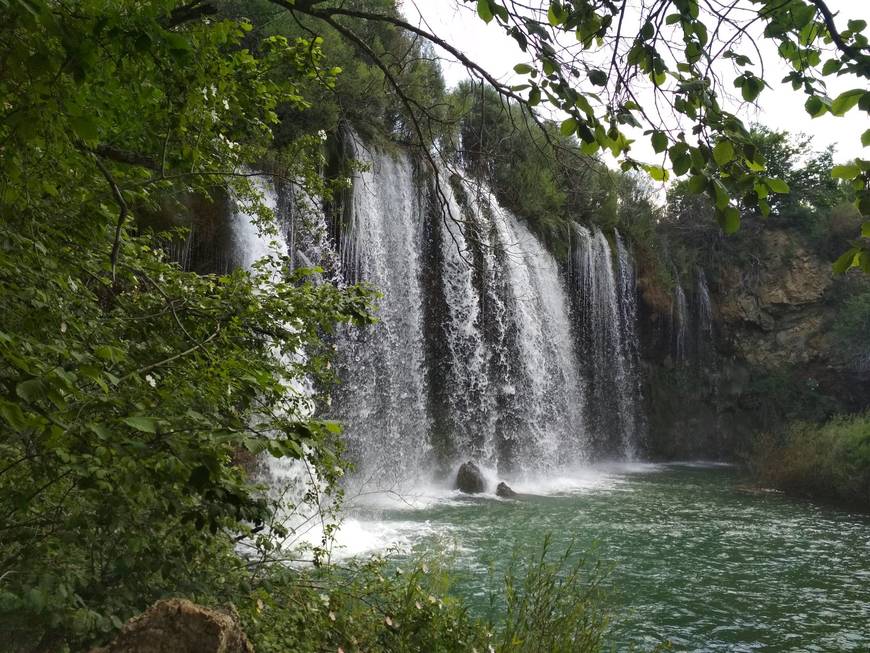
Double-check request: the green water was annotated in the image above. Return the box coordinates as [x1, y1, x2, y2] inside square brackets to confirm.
[345, 464, 870, 651]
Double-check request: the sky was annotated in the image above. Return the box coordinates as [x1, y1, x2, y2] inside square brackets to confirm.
[401, 0, 869, 168]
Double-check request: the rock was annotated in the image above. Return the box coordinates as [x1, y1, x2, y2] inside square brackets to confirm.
[496, 482, 517, 498]
[91, 599, 253, 653]
[455, 461, 485, 494]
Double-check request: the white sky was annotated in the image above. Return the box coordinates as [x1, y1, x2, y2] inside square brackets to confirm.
[401, 0, 869, 168]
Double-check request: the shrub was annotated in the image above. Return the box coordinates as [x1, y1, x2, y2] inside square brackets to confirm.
[753, 413, 870, 509]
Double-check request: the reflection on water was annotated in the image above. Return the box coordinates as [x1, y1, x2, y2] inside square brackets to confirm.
[326, 464, 870, 652]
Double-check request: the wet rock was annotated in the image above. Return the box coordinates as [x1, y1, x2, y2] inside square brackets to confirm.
[496, 482, 517, 498]
[455, 461, 485, 494]
[91, 598, 253, 653]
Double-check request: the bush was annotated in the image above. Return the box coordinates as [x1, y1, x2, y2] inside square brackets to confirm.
[238, 537, 611, 653]
[753, 413, 870, 509]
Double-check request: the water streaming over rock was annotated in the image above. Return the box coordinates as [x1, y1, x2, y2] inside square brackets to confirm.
[327, 139, 432, 486]
[430, 181, 587, 472]
[672, 280, 689, 363]
[694, 267, 714, 362]
[226, 139, 648, 486]
[570, 225, 643, 458]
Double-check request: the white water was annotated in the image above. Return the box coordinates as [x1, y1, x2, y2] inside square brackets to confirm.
[329, 138, 432, 486]
[571, 225, 644, 458]
[226, 141, 649, 557]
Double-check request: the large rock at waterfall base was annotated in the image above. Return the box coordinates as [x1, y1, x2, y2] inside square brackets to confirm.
[496, 481, 517, 498]
[91, 599, 253, 653]
[455, 461, 485, 494]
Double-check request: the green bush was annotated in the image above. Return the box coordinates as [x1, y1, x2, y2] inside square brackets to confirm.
[753, 413, 870, 509]
[237, 537, 611, 653]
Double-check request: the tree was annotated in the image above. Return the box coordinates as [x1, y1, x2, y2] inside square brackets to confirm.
[264, 0, 869, 270]
[0, 1, 373, 647]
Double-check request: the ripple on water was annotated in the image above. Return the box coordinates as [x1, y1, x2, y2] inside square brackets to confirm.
[325, 463, 870, 651]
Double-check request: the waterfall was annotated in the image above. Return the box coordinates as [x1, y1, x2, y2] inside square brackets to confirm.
[433, 182, 587, 472]
[694, 268, 714, 361]
[672, 281, 689, 363]
[571, 226, 643, 458]
[219, 137, 651, 491]
[328, 138, 432, 486]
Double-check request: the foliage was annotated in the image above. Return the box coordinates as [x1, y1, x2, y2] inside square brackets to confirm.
[492, 537, 610, 653]
[458, 0, 870, 264]
[0, 0, 374, 648]
[667, 125, 848, 224]
[831, 286, 870, 365]
[220, 0, 449, 146]
[449, 82, 616, 252]
[238, 538, 611, 653]
[753, 413, 870, 509]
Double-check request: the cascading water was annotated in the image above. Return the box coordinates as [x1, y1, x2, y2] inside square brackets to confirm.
[694, 268, 714, 362]
[224, 136, 648, 496]
[571, 225, 643, 458]
[432, 181, 587, 472]
[328, 137, 432, 487]
[672, 280, 689, 363]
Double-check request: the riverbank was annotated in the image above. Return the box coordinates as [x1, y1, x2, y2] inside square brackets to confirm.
[752, 413, 870, 512]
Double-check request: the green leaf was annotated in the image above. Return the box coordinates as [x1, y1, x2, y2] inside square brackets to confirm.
[687, 175, 706, 194]
[651, 131, 667, 153]
[477, 0, 493, 23]
[830, 89, 864, 116]
[645, 164, 669, 182]
[722, 206, 740, 234]
[739, 75, 764, 102]
[712, 140, 734, 166]
[712, 180, 730, 209]
[765, 177, 790, 193]
[861, 221, 870, 238]
[862, 129, 870, 148]
[821, 59, 842, 75]
[588, 69, 607, 86]
[513, 63, 533, 74]
[70, 115, 99, 142]
[560, 118, 577, 137]
[832, 164, 860, 180]
[832, 247, 860, 274]
[547, 3, 561, 26]
[640, 21, 654, 40]
[16, 378, 43, 402]
[122, 416, 158, 434]
[804, 96, 826, 117]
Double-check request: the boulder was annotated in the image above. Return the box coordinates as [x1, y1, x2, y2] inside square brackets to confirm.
[91, 599, 253, 653]
[455, 461, 485, 494]
[496, 482, 517, 498]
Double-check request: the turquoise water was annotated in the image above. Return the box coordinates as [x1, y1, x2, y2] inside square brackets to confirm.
[335, 464, 870, 651]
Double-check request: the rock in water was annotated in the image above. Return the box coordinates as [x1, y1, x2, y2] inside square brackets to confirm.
[91, 599, 253, 653]
[496, 481, 517, 498]
[455, 461, 485, 494]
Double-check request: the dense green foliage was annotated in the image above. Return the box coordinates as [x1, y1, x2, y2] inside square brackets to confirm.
[753, 414, 870, 509]
[240, 539, 610, 653]
[0, 0, 376, 648]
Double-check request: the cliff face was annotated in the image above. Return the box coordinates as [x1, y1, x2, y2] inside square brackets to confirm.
[640, 225, 870, 461]
[717, 229, 833, 368]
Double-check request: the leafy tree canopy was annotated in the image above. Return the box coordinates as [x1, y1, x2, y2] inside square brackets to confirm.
[269, 0, 869, 269]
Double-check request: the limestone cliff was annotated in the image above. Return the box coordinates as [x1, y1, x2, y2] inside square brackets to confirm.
[639, 223, 870, 460]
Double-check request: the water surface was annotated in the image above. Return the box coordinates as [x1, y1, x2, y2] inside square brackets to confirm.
[330, 464, 870, 652]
